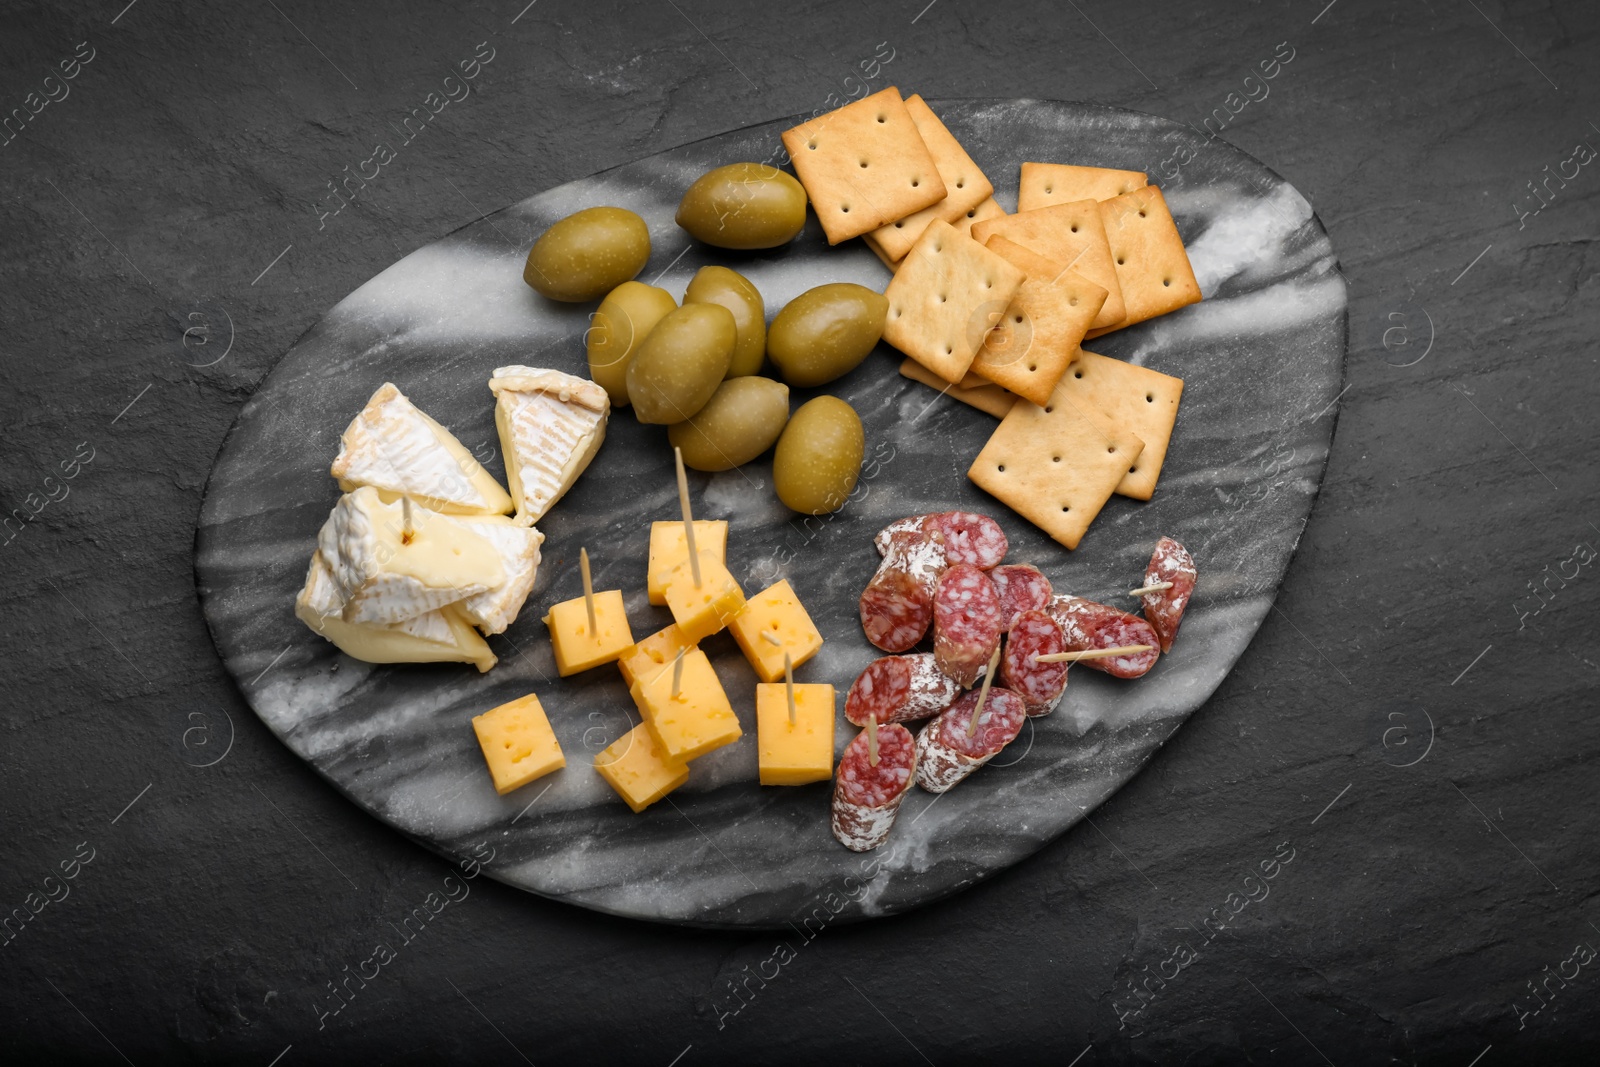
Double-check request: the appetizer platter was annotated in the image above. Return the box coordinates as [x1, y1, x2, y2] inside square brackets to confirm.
[195, 97, 1346, 926]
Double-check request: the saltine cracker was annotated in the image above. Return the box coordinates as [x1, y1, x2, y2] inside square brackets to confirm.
[972, 201, 1126, 329]
[1055, 350, 1183, 500]
[864, 95, 994, 261]
[1085, 185, 1202, 337]
[1017, 163, 1147, 211]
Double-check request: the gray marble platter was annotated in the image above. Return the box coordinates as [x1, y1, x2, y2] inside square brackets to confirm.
[195, 100, 1346, 928]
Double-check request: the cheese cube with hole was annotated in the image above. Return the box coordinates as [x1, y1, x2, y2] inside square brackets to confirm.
[756, 682, 835, 786]
[594, 723, 691, 813]
[545, 588, 635, 675]
[471, 694, 565, 795]
[630, 648, 743, 761]
[728, 579, 824, 683]
[661, 550, 746, 644]
[617, 623, 696, 689]
[647, 520, 728, 605]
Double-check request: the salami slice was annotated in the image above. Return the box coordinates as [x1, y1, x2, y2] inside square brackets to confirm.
[1141, 536, 1196, 654]
[990, 564, 1053, 629]
[928, 511, 1008, 569]
[914, 687, 1027, 792]
[859, 528, 948, 652]
[845, 653, 962, 726]
[999, 609, 1069, 715]
[1047, 594, 1161, 679]
[831, 723, 918, 852]
[873, 515, 928, 557]
[933, 564, 1004, 687]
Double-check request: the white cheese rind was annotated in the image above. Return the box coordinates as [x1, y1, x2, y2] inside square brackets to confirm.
[452, 515, 544, 635]
[489, 366, 609, 527]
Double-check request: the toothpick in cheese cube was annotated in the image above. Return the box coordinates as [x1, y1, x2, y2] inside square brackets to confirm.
[594, 723, 691, 813]
[661, 550, 745, 644]
[728, 579, 824, 683]
[756, 682, 835, 786]
[647, 520, 729, 605]
[471, 693, 565, 795]
[545, 588, 635, 676]
[630, 647, 743, 762]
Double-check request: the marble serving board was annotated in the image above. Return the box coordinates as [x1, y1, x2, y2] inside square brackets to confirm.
[195, 100, 1346, 928]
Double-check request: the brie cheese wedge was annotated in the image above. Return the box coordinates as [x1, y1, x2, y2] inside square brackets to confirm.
[331, 382, 513, 516]
[451, 514, 544, 635]
[489, 366, 609, 527]
[295, 552, 498, 672]
[316, 487, 504, 626]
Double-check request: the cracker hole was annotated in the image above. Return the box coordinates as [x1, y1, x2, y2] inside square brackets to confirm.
[967, 208, 978, 218]
[1145, 394, 1153, 402]
[891, 307, 902, 318]
[894, 221, 904, 228]
[1138, 210, 1147, 218]
[1013, 315, 1023, 323]
[876, 114, 886, 123]
[1027, 363, 1036, 371]
[860, 161, 869, 168]
[1073, 370, 1083, 379]
[938, 294, 947, 303]
[1068, 298, 1078, 306]
[1044, 405, 1054, 413]
[1162, 278, 1171, 287]
[1070, 225, 1078, 233]
[1060, 505, 1070, 512]
[1044, 186, 1053, 194]
[997, 464, 1006, 472]
[1130, 466, 1139, 473]
[984, 281, 992, 289]
[945, 345, 953, 354]
[1107, 446, 1116, 453]
[808, 142, 817, 150]
[933, 243, 942, 252]
[1052, 455, 1060, 463]
[841, 205, 850, 213]
[1116, 257, 1125, 265]
[956, 180, 965, 189]
[911, 179, 919, 188]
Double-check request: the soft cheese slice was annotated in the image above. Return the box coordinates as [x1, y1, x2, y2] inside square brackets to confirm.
[331, 382, 513, 516]
[489, 365, 610, 527]
[295, 553, 497, 672]
[452, 514, 544, 635]
[316, 487, 504, 626]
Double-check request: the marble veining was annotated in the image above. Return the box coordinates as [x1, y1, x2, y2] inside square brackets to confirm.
[195, 100, 1346, 928]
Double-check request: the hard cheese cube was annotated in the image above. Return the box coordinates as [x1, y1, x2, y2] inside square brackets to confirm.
[617, 623, 696, 689]
[546, 589, 635, 676]
[728, 579, 824, 683]
[756, 682, 835, 786]
[648, 521, 729, 605]
[662, 550, 746, 644]
[594, 723, 690, 813]
[472, 693, 565, 795]
[630, 647, 743, 762]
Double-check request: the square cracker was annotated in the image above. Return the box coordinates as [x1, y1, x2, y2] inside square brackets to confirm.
[968, 236, 1109, 406]
[883, 219, 1026, 384]
[1086, 185, 1202, 337]
[969, 381, 1145, 550]
[864, 96, 994, 261]
[1017, 163, 1147, 212]
[899, 358, 1017, 419]
[972, 201, 1125, 330]
[870, 197, 1006, 272]
[1054, 350, 1183, 500]
[782, 86, 948, 245]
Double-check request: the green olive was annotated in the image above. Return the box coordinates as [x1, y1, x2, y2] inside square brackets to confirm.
[626, 304, 737, 424]
[683, 266, 766, 378]
[675, 163, 808, 250]
[772, 396, 864, 515]
[523, 206, 651, 302]
[667, 377, 790, 472]
[587, 282, 677, 406]
[766, 283, 889, 388]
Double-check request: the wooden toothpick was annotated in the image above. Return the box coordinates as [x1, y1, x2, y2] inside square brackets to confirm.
[674, 447, 702, 588]
[1129, 582, 1173, 596]
[761, 630, 783, 648]
[670, 647, 686, 699]
[1035, 644, 1154, 664]
[966, 645, 1003, 737]
[866, 713, 879, 767]
[783, 652, 796, 727]
[579, 547, 597, 633]
[400, 495, 415, 543]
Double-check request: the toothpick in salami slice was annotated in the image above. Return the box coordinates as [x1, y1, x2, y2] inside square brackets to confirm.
[999, 609, 1069, 715]
[1141, 536, 1195, 654]
[845, 653, 962, 726]
[990, 563, 1053, 629]
[914, 686, 1027, 793]
[859, 527, 948, 652]
[1046, 594, 1160, 679]
[933, 563, 1004, 687]
[831, 723, 918, 852]
[927, 511, 1008, 569]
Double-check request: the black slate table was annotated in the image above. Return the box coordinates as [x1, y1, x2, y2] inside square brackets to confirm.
[3, 2, 1597, 1063]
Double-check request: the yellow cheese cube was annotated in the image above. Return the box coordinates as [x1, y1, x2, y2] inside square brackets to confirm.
[662, 550, 746, 644]
[756, 682, 835, 786]
[471, 693, 566, 795]
[594, 723, 690, 813]
[630, 648, 743, 762]
[617, 624, 696, 689]
[648, 520, 729, 605]
[545, 589, 635, 676]
[728, 579, 824, 683]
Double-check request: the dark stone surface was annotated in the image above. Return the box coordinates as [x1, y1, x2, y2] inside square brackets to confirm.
[2, 0, 1596, 1062]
